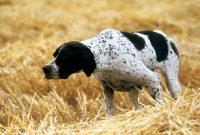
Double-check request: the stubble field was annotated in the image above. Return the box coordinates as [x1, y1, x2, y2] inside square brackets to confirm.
[0, 0, 200, 134]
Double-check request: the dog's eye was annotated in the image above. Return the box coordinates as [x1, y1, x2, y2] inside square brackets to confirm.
[62, 55, 68, 59]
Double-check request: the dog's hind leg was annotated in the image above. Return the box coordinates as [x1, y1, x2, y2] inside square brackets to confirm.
[161, 61, 181, 99]
[128, 61, 162, 102]
[127, 88, 139, 111]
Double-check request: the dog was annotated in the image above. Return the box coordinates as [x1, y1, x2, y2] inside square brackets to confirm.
[43, 29, 181, 117]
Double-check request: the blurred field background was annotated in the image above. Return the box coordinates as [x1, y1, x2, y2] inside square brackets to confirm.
[0, 0, 200, 134]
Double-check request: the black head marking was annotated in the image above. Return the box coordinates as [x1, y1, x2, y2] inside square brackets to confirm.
[54, 41, 96, 78]
[120, 31, 145, 50]
[137, 30, 168, 62]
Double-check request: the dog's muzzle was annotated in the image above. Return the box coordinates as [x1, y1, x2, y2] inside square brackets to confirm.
[43, 65, 52, 79]
[43, 65, 51, 74]
[43, 64, 60, 79]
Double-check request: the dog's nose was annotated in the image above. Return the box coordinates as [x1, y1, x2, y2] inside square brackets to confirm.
[43, 65, 51, 74]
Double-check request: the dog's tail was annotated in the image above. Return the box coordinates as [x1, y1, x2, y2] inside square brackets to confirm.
[169, 38, 180, 59]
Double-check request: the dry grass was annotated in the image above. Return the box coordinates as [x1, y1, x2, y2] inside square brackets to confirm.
[0, 0, 200, 134]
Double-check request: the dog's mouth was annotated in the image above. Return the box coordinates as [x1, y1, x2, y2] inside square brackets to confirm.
[44, 74, 52, 79]
[59, 74, 69, 79]
[45, 74, 70, 80]
[44, 74, 62, 80]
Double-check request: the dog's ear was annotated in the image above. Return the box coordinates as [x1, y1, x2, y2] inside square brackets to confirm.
[81, 45, 96, 77]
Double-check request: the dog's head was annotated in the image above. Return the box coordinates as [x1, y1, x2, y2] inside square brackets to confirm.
[43, 41, 96, 79]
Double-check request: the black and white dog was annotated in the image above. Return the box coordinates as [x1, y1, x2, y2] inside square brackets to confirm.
[43, 29, 181, 117]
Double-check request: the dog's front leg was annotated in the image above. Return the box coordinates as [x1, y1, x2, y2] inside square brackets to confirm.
[101, 84, 114, 117]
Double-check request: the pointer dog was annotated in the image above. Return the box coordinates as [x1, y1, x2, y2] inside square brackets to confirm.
[43, 29, 181, 117]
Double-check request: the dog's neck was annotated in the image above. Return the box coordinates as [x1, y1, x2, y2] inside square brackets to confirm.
[80, 29, 123, 72]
